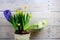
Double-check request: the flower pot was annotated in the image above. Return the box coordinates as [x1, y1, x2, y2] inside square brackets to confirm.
[14, 33, 30, 40]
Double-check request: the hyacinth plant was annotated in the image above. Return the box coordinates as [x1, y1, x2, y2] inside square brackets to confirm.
[4, 9, 48, 34]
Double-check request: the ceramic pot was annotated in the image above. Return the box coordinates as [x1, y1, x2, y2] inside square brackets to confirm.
[14, 33, 30, 40]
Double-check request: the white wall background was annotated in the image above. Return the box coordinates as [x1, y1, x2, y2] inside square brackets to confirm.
[0, 0, 60, 40]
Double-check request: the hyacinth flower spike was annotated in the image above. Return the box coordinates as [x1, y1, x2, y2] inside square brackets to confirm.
[4, 10, 11, 22]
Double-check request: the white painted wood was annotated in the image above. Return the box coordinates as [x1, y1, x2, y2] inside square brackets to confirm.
[0, 0, 60, 40]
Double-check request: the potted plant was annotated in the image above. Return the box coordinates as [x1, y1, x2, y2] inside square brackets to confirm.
[3, 9, 48, 40]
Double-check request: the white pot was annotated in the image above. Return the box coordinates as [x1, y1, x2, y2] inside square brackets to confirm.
[14, 33, 30, 40]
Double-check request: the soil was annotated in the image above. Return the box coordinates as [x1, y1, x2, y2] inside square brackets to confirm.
[15, 30, 29, 34]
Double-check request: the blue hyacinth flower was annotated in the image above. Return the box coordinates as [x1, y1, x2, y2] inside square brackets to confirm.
[4, 10, 11, 22]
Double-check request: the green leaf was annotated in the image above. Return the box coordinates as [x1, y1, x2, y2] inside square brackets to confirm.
[10, 16, 18, 30]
